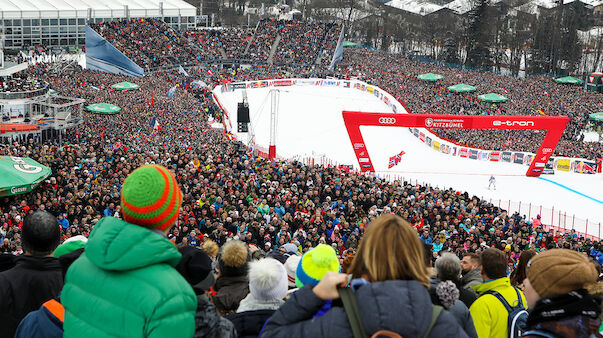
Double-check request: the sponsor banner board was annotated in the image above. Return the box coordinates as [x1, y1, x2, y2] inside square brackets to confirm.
[556, 158, 570, 171]
[502, 152, 512, 163]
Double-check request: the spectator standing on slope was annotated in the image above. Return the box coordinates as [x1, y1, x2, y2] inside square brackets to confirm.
[461, 253, 483, 289]
[262, 214, 467, 338]
[522, 249, 602, 337]
[61, 164, 197, 337]
[0, 211, 62, 338]
[469, 248, 527, 338]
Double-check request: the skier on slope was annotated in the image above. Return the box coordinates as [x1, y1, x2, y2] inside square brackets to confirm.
[488, 175, 496, 190]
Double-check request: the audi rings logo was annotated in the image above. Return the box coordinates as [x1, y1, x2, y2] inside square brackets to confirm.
[425, 118, 434, 127]
[379, 117, 396, 124]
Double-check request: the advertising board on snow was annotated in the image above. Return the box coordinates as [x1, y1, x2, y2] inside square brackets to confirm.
[556, 158, 571, 171]
[433, 141, 440, 151]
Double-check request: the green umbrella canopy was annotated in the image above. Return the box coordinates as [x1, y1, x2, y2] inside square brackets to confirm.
[590, 112, 603, 122]
[447, 83, 477, 93]
[86, 103, 122, 114]
[111, 81, 140, 90]
[417, 73, 444, 82]
[554, 76, 583, 84]
[343, 41, 358, 47]
[477, 93, 508, 103]
[0, 156, 51, 197]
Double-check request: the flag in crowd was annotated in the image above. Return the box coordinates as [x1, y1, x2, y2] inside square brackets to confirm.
[179, 65, 190, 77]
[168, 85, 177, 98]
[150, 117, 161, 131]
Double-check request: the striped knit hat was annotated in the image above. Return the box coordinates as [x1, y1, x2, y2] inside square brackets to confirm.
[121, 164, 182, 230]
[295, 244, 340, 287]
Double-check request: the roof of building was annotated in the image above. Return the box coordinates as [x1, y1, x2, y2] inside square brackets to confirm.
[0, 0, 195, 19]
[385, 0, 444, 16]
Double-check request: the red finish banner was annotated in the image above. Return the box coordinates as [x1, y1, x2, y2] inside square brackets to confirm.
[342, 112, 570, 177]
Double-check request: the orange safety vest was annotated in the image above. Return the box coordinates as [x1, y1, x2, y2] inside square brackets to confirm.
[42, 299, 65, 323]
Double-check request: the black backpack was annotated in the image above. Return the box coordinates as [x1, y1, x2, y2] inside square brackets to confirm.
[339, 287, 443, 338]
[484, 287, 528, 338]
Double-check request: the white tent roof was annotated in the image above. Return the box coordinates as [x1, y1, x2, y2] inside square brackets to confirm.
[0, 0, 195, 19]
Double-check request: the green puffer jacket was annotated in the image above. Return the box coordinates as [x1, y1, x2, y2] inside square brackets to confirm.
[62, 217, 197, 337]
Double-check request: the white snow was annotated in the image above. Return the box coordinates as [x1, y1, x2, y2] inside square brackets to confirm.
[444, 0, 473, 14]
[385, 0, 444, 16]
[214, 83, 603, 237]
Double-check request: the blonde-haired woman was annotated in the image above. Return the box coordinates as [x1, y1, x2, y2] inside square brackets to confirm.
[262, 214, 468, 338]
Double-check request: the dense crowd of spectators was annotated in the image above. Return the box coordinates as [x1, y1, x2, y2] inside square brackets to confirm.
[0, 62, 597, 265]
[92, 18, 342, 70]
[186, 28, 253, 60]
[272, 21, 341, 67]
[336, 48, 602, 160]
[92, 18, 601, 159]
[90, 18, 198, 69]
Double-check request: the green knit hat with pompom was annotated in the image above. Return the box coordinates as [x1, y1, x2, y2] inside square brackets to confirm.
[120, 164, 182, 230]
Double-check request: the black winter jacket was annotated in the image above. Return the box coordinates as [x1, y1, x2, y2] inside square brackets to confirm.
[226, 309, 275, 338]
[0, 255, 63, 338]
[262, 280, 469, 338]
[195, 294, 237, 338]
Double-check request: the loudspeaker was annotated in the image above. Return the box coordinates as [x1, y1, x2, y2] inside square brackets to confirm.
[237, 103, 250, 123]
[237, 122, 248, 133]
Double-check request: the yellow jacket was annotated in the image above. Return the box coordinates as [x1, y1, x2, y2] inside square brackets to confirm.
[469, 277, 527, 338]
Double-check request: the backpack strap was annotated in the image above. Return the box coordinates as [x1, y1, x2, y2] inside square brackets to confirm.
[422, 305, 443, 338]
[485, 286, 525, 311]
[484, 290, 514, 312]
[339, 287, 368, 338]
[513, 287, 525, 308]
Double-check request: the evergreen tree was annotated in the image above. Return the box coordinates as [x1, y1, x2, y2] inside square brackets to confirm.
[466, 0, 493, 69]
[441, 31, 459, 64]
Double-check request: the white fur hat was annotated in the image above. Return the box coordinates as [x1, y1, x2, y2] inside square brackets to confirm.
[248, 258, 288, 302]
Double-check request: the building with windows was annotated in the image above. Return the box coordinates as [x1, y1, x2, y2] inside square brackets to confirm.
[0, 0, 196, 49]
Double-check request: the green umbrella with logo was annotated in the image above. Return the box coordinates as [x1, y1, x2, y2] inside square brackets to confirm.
[111, 81, 140, 90]
[447, 83, 477, 93]
[0, 156, 51, 197]
[418, 73, 443, 82]
[590, 112, 603, 122]
[477, 93, 508, 103]
[554, 76, 583, 85]
[86, 103, 122, 114]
